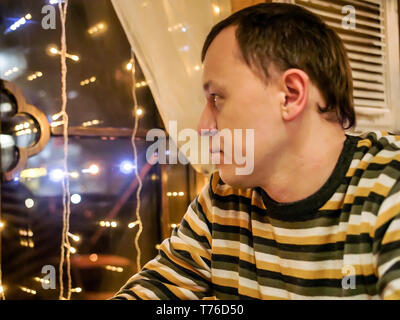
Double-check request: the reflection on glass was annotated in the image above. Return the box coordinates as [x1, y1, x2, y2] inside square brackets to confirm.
[0, 90, 17, 119]
[2, 113, 40, 148]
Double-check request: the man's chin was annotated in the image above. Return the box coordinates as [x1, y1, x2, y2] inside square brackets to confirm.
[218, 166, 253, 189]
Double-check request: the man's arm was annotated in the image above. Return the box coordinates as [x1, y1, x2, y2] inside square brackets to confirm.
[374, 185, 400, 299]
[111, 174, 215, 300]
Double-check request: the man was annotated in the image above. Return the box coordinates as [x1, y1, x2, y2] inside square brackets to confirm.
[112, 3, 400, 299]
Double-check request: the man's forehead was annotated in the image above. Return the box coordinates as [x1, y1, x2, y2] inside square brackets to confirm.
[203, 26, 241, 62]
[202, 27, 244, 86]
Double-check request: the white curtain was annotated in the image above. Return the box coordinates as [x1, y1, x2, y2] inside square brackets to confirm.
[111, 0, 232, 174]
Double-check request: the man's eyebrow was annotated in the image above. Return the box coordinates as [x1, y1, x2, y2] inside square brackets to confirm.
[203, 81, 225, 93]
[203, 81, 211, 92]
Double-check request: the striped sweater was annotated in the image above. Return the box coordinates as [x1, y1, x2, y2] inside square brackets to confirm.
[113, 131, 400, 300]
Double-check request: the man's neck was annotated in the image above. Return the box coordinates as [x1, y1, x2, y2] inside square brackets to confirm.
[259, 123, 347, 204]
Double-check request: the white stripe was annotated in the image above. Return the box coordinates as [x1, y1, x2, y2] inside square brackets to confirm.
[379, 189, 400, 214]
[343, 253, 374, 267]
[348, 211, 377, 227]
[329, 192, 345, 202]
[252, 219, 347, 238]
[163, 239, 211, 278]
[213, 239, 255, 256]
[155, 264, 209, 291]
[214, 239, 351, 271]
[212, 268, 238, 281]
[378, 257, 400, 277]
[133, 284, 160, 299]
[349, 159, 361, 169]
[172, 232, 210, 255]
[375, 149, 400, 159]
[187, 205, 211, 235]
[386, 218, 400, 233]
[213, 206, 249, 221]
[213, 269, 380, 299]
[255, 251, 344, 271]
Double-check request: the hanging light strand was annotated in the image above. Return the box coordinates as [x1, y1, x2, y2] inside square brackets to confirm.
[0, 111, 4, 300]
[129, 49, 144, 272]
[56, 0, 72, 301]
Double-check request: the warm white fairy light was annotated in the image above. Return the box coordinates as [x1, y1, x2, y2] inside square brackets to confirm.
[66, 245, 76, 254]
[212, 4, 221, 15]
[0, 221, 4, 230]
[48, 46, 80, 62]
[71, 287, 82, 293]
[50, 120, 65, 128]
[20, 239, 34, 248]
[4, 67, 19, 77]
[125, 60, 133, 71]
[69, 171, 80, 179]
[67, 232, 80, 242]
[19, 229, 33, 237]
[88, 22, 107, 35]
[136, 108, 144, 116]
[20, 286, 36, 295]
[167, 191, 185, 197]
[105, 265, 123, 273]
[82, 119, 102, 127]
[135, 81, 149, 88]
[27, 71, 43, 81]
[128, 221, 139, 229]
[82, 164, 100, 175]
[80, 76, 96, 86]
[99, 220, 118, 228]
[34, 277, 50, 285]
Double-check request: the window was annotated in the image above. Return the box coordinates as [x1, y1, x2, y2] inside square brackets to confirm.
[277, 0, 400, 132]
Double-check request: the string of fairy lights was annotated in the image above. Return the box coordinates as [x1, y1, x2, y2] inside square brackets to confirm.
[0, 0, 221, 299]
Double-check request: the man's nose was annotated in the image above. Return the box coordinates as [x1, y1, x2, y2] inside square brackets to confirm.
[197, 106, 217, 136]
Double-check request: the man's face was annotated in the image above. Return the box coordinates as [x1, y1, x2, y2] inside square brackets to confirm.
[199, 26, 286, 188]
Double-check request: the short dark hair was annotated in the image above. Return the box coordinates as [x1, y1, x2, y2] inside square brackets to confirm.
[201, 3, 355, 129]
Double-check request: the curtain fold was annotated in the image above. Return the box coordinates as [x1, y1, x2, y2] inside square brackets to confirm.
[111, 0, 232, 174]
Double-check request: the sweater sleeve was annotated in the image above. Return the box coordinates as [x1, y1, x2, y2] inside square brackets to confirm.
[110, 174, 214, 300]
[374, 187, 400, 300]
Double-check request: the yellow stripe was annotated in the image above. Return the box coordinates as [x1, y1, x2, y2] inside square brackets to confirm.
[172, 242, 210, 267]
[376, 202, 400, 230]
[357, 139, 372, 148]
[185, 210, 213, 245]
[252, 227, 347, 245]
[347, 222, 374, 237]
[134, 289, 153, 300]
[161, 242, 208, 279]
[197, 193, 214, 225]
[381, 230, 400, 245]
[384, 289, 400, 300]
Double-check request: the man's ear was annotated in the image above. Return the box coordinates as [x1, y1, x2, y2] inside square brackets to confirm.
[280, 69, 309, 121]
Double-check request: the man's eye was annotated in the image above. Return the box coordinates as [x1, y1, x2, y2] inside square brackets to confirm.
[210, 94, 220, 108]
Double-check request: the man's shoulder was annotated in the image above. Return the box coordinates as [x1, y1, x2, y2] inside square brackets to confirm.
[351, 130, 400, 195]
[356, 130, 400, 155]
